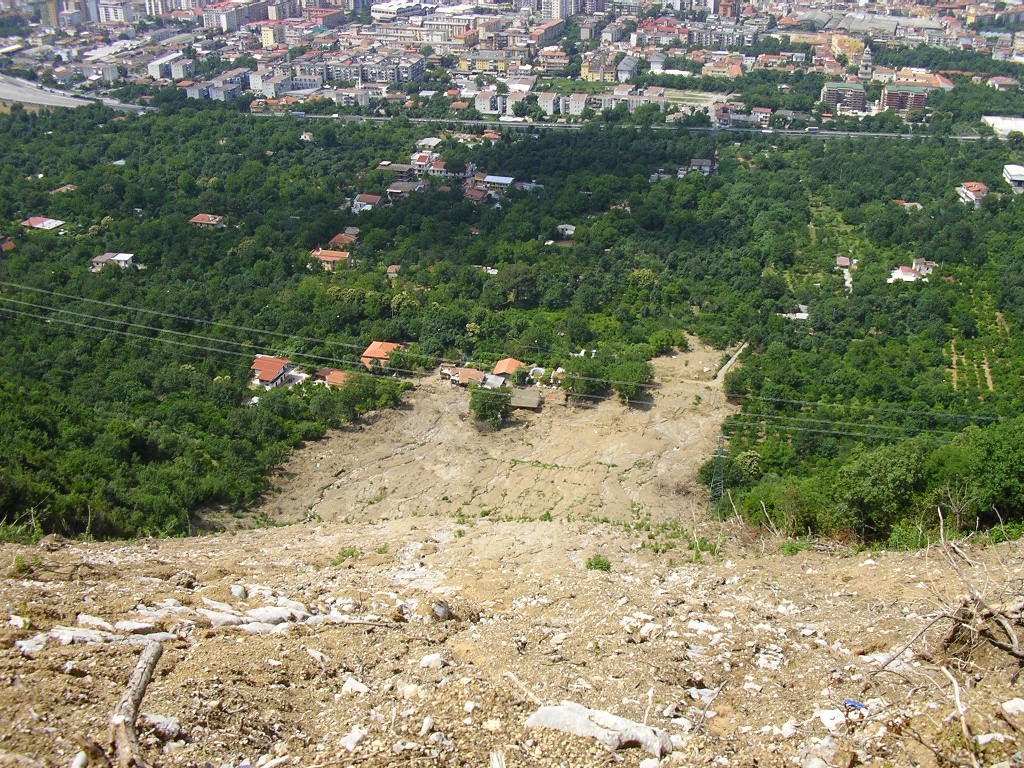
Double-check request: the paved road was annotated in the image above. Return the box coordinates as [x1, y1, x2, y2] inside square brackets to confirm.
[0, 74, 93, 109]
[259, 112, 992, 142]
[0, 74, 152, 113]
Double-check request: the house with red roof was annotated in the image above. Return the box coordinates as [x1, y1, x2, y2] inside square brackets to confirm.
[352, 194, 382, 213]
[189, 213, 225, 228]
[251, 355, 297, 389]
[493, 358, 526, 377]
[956, 181, 988, 207]
[0, 234, 14, 252]
[313, 368, 350, 388]
[310, 247, 350, 271]
[21, 216, 64, 230]
[360, 341, 405, 371]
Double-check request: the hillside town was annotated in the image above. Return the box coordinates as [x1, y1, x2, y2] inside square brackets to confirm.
[3, 0, 1024, 127]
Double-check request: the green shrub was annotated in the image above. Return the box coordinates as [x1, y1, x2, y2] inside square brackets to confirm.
[585, 554, 611, 571]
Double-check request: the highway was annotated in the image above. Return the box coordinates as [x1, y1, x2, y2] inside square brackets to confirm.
[0, 74, 152, 113]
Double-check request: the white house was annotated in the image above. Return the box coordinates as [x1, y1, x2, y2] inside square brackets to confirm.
[957, 181, 989, 207]
[1004, 164, 1024, 194]
[90, 252, 134, 272]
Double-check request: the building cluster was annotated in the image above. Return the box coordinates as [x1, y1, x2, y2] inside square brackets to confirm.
[2, 0, 1024, 127]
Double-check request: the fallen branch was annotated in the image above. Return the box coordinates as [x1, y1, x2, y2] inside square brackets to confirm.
[108, 641, 163, 768]
[941, 666, 979, 768]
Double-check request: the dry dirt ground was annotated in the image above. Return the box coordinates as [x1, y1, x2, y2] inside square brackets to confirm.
[2, 343, 1023, 768]
[249, 341, 737, 530]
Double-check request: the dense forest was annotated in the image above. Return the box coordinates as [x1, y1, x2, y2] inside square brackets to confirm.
[2, 101, 1024, 544]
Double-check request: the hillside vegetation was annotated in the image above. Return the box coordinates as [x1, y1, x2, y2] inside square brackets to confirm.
[1, 102, 1024, 542]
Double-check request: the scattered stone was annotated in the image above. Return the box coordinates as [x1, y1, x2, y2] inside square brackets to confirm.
[141, 713, 184, 741]
[237, 622, 282, 635]
[816, 709, 846, 733]
[245, 606, 301, 624]
[202, 598, 238, 614]
[342, 678, 369, 696]
[8, 615, 29, 629]
[196, 608, 246, 627]
[464, 701, 480, 714]
[420, 653, 445, 669]
[340, 727, 367, 752]
[418, 717, 434, 737]
[392, 740, 418, 754]
[525, 701, 673, 757]
[15, 633, 48, 656]
[230, 584, 247, 599]
[482, 719, 502, 732]
[77, 614, 114, 632]
[1001, 698, 1024, 718]
[171, 570, 197, 589]
[398, 683, 424, 700]
[49, 626, 118, 645]
[304, 647, 329, 667]
[114, 620, 157, 634]
[432, 601, 454, 621]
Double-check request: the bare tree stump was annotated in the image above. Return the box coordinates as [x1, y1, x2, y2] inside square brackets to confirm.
[108, 641, 163, 768]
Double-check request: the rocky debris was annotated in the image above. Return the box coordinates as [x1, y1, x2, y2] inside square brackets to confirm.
[340, 727, 367, 752]
[525, 701, 673, 757]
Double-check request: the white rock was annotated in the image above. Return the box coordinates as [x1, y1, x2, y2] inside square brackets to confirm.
[342, 677, 369, 696]
[975, 733, 1007, 746]
[306, 648, 330, 666]
[245, 606, 300, 624]
[196, 608, 247, 627]
[639, 623, 662, 641]
[140, 713, 183, 740]
[276, 596, 308, 614]
[201, 598, 238, 614]
[49, 626, 118, 645]
[464, 701, 480, 714]
[742, 682, 763, 693]
[237, 622, 279, 635]
[418, 717, 434, 736]
[816, 709, 846, 732]
[340, 726, 367, 752]
[640, 759, 661, 768]
[70, 751, 88, 768]
[429, 732, 453, 748]
[230, 584, 246, 599]
[686, 619, 719, 634]
[114, 620, 157, 634]
[420, 653, 445, 669]
[482, 719, 502, 731]
[1001, 698, 1024, 717]
[392, 740, 418, 753]
[122, 632, 175, 646]
[77, 614, 114, 632]
[8, 615, 29, 629]
[525, 701, 673, 757]
[398, 683, 423, 700]
[15, 632, 48, 656]
[780, 718, 799, 738]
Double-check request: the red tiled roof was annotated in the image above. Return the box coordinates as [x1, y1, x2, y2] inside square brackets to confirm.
[251, 355, 291, 383]
[190, 213, 224, 225]
[360, 341, 404, 370]
[325, 369, 349, 387]
[493, 357, 525, 376]
[329, 232, 359, 246]
[311, 247, 350, 263]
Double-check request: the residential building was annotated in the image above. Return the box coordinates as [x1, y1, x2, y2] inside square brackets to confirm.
[310, 247, 350, 271]
[819, 81, 866, 112]
[957, 181, 989, 207]
[251, 355, 296, 389]
[881, 84, 928, 112]
[360, 341, 405, 370]
[89, 251, 134, 272]
[616, 55, 639, 83]
[21, 216, 64, 230]
[352, 194, 382, 213]
[189, 213, 225, 227]
[1004, 164, 1024, 193]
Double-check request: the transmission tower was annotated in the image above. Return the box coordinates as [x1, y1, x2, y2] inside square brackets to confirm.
[710, 435, 726, 503]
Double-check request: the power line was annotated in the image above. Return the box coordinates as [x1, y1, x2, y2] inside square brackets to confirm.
[724, 410, 959, 437]
[722, 419, 955, 442]
[0, 280, 660, 392]
[723, 391, 999, 423]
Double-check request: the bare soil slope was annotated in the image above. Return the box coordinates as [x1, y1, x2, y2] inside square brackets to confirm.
[2, 341, 1022, 768]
